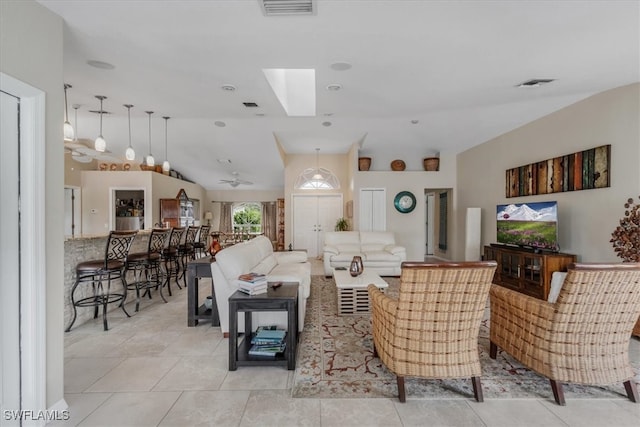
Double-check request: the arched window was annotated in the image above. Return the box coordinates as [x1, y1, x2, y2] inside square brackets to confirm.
[294, 167, 340, 190]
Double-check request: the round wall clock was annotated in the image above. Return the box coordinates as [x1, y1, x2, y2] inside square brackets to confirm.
[394, 191, 416, 213]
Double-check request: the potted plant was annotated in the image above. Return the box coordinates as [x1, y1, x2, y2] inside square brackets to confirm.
[335, 217, 349, 231]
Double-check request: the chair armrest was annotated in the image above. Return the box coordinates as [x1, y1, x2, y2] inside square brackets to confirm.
[384, 244, 405, 255]
[368, 284, 398, 321]
[323, 245, 339, 255]
[489, 284, 555, 355]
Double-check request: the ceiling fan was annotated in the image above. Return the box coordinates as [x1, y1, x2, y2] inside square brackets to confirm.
[219, 172, 253, 187]
[64, 139, 122, 164]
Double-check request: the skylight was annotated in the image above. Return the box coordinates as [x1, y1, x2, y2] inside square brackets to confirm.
[263, 68, 316, 116]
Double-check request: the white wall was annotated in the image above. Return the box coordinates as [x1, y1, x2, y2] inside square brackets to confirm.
[0, 0, 64, 409]
[457, 83, 640, 262]
[354, 152, 457, 261]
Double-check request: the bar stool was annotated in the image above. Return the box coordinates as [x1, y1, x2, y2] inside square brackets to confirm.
[193, 225, 211, 258]
[161, 227, 185, 296]
[66, 230, 138, 332]
[178, 225, 199, 287]
[125, 228, 170, 312]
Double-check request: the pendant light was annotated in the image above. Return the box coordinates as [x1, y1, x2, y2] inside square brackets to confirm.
[94, 95, 107, 152]
[72, 103, 80, 141]
[63, 84, 75, 141]
[162, 116, 171, 173]
[145, 111, 155, 167]
[124, 104, 136, 160]
[312, 148, 323, 180]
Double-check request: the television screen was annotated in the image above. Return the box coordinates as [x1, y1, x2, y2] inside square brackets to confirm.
[496, 201, 559, 251]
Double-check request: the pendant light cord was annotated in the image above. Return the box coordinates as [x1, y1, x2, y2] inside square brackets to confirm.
[63, 84, 71, 122]
[163, 116, 170, 160]
[146, 111, 153, 155]
[99, 98, 103, 135]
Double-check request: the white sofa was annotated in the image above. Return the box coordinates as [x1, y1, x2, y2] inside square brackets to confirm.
[323, 231, 406, 277]
[210, 235, 310, 334]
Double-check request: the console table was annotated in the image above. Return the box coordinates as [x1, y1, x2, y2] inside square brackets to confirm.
[228, 283, 298, 370]
[186, 257, 219, 327]
[484, 245, 576, 300]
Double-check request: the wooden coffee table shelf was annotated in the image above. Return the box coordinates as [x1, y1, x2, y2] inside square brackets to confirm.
[333, 269, 389, 315]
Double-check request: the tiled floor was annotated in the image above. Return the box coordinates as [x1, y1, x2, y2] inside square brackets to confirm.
[56, 259, 640, 426]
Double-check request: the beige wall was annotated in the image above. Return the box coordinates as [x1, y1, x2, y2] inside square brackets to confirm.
[64, 152, 96, 187]
[457, 83, 640, 262]
[1, 0, 64, 409]
[81, 171, 206, 234]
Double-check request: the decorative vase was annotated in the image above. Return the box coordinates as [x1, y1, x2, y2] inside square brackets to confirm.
[423, 157, 439, 171]
[358, 157, 371, 171]
[390, 159, 406, 171]
[349, 256, 364, 277]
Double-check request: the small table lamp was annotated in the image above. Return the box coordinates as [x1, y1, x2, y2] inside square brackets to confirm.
[204, 211, 213, 225]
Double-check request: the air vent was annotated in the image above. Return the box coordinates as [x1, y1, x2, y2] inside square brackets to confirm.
[243, 102, 259, 108]
[517, 79, 555, 88]
[260, 0, 315, 16]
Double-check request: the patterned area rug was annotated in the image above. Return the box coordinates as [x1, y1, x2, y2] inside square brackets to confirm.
[292, 275, 640, 399]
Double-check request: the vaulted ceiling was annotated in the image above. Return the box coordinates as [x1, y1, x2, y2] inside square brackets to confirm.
[41, 0, 639, 189]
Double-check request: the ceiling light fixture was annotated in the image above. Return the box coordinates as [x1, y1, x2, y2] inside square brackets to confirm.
[145, 111, 155, 167]
[411, 119, 419, 124]
[322, 121, 332, 127]
[326, 83, 342, 91]
[312, 148, 323, 180]
[87, 60, 115, 70]
[162, 116, 171, 173]
[94, 95, 107, 152]
[72, 104, 80, 141]
[63, 84, 75, 141]
[124, 104, 136, 161]
[221, 84, 236, 91]
[330, 62, 352, 71]
[214, 121, 226, 127]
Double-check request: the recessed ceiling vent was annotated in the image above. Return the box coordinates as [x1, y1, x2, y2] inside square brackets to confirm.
[517, 79, 555, 88]
[243, 102, 259, 108]
[260, 0, 315, 16]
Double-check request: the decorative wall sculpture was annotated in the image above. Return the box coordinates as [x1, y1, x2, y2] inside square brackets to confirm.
[506, 145, 610, 198]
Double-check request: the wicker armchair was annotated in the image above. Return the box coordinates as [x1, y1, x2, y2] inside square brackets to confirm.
[368, 261, 497, 402]
[490, 262, 640, 406]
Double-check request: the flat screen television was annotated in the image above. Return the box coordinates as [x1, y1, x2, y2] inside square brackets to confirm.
[496, 201, 559, 252]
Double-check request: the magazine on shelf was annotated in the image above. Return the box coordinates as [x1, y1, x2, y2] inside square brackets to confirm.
[248, 343, 286, 357]
[251, 326, 286, 344]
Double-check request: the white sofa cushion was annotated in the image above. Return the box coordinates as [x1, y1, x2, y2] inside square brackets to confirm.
[324, 231, 360, 246]
[210, 235, 310, 334]
[360, 231, 397, 246]
[362, 250, 403, 262]
[274, 251, 307, 264]
[547, 271, 567, 303]
[335, 244, 361, 253]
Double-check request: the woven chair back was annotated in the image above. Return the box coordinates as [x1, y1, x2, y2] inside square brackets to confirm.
[148, 228, 170, 253]
[185, 226, 199, 244]
[104, 230, 137, 266]
[168, 227, 185, 248]
[391, 261, 497, 377]
[198, 225, 211, 243]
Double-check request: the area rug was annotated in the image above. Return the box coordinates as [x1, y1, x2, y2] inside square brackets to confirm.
[292, 275, 640, 399]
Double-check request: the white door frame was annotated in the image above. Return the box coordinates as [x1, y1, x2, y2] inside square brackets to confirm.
[1, 73, 48, 420]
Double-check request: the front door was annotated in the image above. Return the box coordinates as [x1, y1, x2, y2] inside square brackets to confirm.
[292, 194, 342, 257]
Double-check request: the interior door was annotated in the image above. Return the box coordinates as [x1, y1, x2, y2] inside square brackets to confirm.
[293, 194, 342, 257]
[359, 188, 386, 231]
[1, 90, 21, 423]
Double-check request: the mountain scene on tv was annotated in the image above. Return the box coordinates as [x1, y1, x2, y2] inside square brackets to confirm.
[496, 202, 558, 250]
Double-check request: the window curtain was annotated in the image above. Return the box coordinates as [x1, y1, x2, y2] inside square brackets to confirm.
[219, 202, 233, 234]
[262, 201, 277, 243]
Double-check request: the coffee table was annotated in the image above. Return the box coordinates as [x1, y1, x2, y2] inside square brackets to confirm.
[333, 269, 389, 315]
